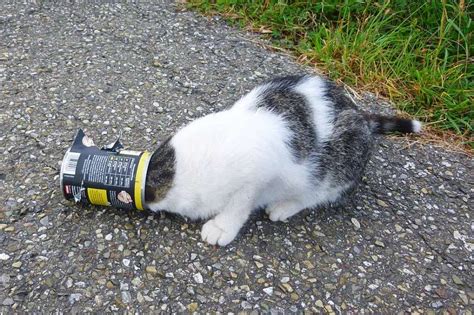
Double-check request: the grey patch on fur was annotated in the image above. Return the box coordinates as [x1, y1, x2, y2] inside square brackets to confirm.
[316, 84, 374, 202]
[317, 110, 374, 195]
[322, 80, 358, 114]
[256, 75, 318, 160]
[145, 137, 176, 203]
[258, 76, 375, 204]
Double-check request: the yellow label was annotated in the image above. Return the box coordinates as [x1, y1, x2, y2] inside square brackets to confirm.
[134, 151, 151, 211]
[87, 188, 109, 206]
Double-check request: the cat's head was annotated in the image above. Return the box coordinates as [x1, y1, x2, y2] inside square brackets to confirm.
[144, 137, 176, 203]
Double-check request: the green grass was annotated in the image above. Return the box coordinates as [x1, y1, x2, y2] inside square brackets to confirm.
[188, 0, 473, 141]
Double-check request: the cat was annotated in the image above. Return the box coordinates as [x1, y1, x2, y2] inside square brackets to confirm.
[144, 75, 421, 246]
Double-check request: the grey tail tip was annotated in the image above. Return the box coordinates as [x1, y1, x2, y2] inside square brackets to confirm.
[367, 114, 422, 135]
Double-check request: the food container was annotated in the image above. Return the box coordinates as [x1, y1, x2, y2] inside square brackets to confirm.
[60, 129, 151, 210]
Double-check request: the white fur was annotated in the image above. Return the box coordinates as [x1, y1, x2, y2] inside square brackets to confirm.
[232, 84, 267, 111]
[294, 76, 334, 142]
[412, 120, 422, 133]
[148, 79, 339, 246]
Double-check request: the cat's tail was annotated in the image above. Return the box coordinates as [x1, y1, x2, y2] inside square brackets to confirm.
[365, 114, 422, 135]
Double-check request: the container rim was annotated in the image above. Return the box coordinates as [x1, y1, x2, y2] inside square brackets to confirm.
[140, 151, 153, 211]
[59, 147, 72, 199]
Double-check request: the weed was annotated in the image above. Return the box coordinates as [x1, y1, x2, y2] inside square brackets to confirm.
[188, 0, 473, 143]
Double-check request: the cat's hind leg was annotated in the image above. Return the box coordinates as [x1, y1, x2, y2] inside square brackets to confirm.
[266, 200, 304, 222]
[266, 181, 354, 222]
[201, 189, 255, 246]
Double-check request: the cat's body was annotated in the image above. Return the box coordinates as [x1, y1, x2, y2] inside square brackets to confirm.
[145, 75, 421, 246]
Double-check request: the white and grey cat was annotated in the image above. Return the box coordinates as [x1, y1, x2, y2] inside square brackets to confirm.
[145, 75, 421, 246]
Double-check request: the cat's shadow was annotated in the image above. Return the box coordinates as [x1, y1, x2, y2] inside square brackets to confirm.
[66, 184, 375, 247]
[235, 186, 378, 245]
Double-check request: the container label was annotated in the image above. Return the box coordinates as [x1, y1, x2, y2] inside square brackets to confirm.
[87, 188, 109, 206]
[62, 152, 80, 175]
[60, 129, 151, 210]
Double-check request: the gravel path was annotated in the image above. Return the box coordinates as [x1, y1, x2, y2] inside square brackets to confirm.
[0, 1, 472, 313]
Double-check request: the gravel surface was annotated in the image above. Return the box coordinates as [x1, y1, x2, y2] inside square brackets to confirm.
[1, 1, 472, 313]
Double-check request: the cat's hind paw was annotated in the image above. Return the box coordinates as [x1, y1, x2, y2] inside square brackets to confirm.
[269, 209, 292, 222]
[266, 201, 303, 222]
[201, 219, 238, 246]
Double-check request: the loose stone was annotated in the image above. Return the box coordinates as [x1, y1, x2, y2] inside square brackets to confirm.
[193, 273, 203, 284]
[351, 218, 361, 230]
[263, 287, 273, 296]
[146, 266, 158, 274]
[0, 253, 10, 260]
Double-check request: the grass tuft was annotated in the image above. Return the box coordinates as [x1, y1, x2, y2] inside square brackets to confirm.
[188, 0, 473, 145]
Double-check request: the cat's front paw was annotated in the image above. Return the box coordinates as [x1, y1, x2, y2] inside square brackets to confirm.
[201, 219, 238, 246]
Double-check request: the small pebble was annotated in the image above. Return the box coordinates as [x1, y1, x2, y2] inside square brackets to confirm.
[459, 293, 469, 305]
[290, 293, 299, 301]
[263, 287, 273, 296]
[281, 276, 290, 283]
[453, 230, 462, 239]
[121, 291, 131, 304]
[193, 273, 203, 284]
[2, 298, 14, 306]
[280, 283, 294, 293]
[375, 240, 385, 248]
[12, 261, 22, 268]
[377, 199, 388, 207]
[145, 266, 158, 274]
[452, 275, 464, 285]
[187, 302, 198, 312]
[0, 253, 10, 260]
[39, 216, 49, 226]
[137, 292, 144, 303]
[351, 218, 361, 230]
[431, 301, 443, 309]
